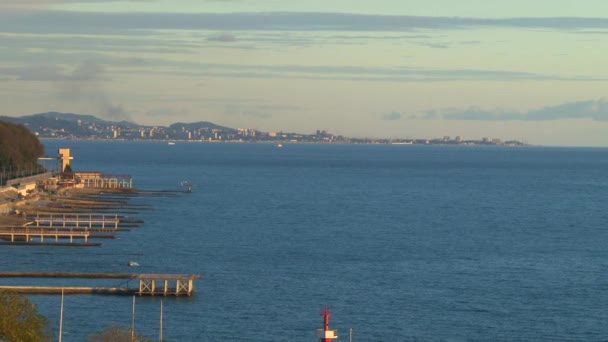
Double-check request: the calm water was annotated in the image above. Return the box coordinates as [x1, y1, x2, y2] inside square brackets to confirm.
[3, 141, 608, 341]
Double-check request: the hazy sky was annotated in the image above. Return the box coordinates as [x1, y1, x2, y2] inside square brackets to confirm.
[1, 0, 608, 146]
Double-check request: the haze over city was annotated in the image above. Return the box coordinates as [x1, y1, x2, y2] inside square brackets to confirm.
[1, 0, 608, 146]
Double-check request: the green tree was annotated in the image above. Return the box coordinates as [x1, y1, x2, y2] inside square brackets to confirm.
[86, 326, 154, 342]
[0, 290, 51, 342]
[0, 120, 45, 181]
[63, 163, 73, 173]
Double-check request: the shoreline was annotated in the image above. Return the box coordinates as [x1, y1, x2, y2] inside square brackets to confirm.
[39, 137, 534, 147]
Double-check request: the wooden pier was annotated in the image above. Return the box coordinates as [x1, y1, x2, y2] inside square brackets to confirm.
[0, 226, 92, 243]
[0, 272, 201, 296]
[31, 213, 120, 229]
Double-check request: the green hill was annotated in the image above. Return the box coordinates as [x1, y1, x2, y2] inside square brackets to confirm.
[0, 120, 45, 181]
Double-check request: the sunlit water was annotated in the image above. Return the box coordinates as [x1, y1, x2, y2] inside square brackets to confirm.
[2, 141, 608, 341]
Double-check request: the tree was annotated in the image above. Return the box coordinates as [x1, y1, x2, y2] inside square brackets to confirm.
[0, 290, 51, 342]
[86, 326, 154, 342]
[63, 163, 73, 173]
[0, 120, 45, 181]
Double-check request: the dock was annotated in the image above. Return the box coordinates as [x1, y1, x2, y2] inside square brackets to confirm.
[0, 210, 142, 245]
[0, 272, 201, 296]
[30, 213, 121, 229]
[0, 226, 93, 243]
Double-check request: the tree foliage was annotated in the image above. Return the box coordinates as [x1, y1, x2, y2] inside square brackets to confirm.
[0, 290, 51, 342]
[0, 120, 45, 177]
[86, 325, 154, 342]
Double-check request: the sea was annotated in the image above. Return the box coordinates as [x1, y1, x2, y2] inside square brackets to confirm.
[2, 140, 608, 341]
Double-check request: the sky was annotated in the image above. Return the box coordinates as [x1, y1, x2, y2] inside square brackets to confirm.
[1, 1, 608, 146]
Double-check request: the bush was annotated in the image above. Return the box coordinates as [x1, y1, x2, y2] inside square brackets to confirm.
[0, 290, 51, 342]
[86, 326, 154, 342]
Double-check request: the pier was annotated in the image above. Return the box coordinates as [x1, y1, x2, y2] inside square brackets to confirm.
[0, 272, 201, 296]
[31, 213, 120, 229]
[0, 226, 92, 243]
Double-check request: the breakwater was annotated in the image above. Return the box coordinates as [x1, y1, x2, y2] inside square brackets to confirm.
[0, 272, 201, 296]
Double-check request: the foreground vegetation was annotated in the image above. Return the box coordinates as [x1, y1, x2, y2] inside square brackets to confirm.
[0, 291, 154, 342]
[0, 120, 45, 183]
[0, 291, 51, 342]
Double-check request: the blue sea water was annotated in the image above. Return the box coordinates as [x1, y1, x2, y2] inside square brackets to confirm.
[3, 141, 608, 341]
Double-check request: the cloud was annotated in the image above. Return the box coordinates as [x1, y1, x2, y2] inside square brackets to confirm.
[382, 112, 402, 120]
[0, 53, 584, 83]
[68, 61, 106, 80]
[162, 62, 572, 82]
[208, 33, 237, 42]
[145, 108, 190, 118]
[222, 103, 300, 119]
[0, 0, 142, 12]
[0, 33, 199, 62]
[0, 61, 105, 81]
[223, 104, 273, 119]
[421, 98, 608, 121]
[417, 42, 450, 49]
[3, 12, 608, 34]
[0, 65, 65, 81]
[51, 61, 133, 122]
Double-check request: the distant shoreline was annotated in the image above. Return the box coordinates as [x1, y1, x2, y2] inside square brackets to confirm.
[38, 137, 533, 147]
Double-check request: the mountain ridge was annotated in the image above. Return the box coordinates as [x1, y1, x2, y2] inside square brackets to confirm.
[0, 112, 229, 131]
[0, 112, 284, 141]
[0, 112, 525, 146]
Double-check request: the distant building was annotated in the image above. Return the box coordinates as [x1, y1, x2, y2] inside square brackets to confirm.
[74, 171, 132, 189]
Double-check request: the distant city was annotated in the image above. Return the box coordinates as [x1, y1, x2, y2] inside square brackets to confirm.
[1, 112, 525, 146]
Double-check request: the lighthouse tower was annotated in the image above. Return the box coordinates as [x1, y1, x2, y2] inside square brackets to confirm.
[316, 307, 338, 342]
[57, 148, 73, 172]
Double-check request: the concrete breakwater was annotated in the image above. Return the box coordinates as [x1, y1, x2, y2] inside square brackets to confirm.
[0, 272, 201, 296]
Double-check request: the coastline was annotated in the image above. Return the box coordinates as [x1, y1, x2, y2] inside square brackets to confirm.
[39, 137, 532, 147]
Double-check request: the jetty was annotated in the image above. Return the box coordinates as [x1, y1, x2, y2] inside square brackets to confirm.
[30, 213, 121, 229]
[0, 226, 95, 244]
[0, 272, 201, 296]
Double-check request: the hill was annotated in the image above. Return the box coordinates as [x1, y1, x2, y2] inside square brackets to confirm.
[0, 120, 45, 178]
[0, 112, 235, 140]
[0, 112, 522, 146]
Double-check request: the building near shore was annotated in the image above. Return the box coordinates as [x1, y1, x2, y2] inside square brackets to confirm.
[73, 171, 132, 189]
[57, 148, 72, 172]
[55, 148, 132, 189]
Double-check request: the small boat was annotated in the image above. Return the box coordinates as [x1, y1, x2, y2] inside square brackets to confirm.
[168, 141, 176, 145]
[180, 180, 193, 193]
[128, 261, 140, 267]
[276, 143, 283, 148]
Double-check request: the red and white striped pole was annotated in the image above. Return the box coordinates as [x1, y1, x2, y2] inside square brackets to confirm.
[317, 307, 338, 342]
